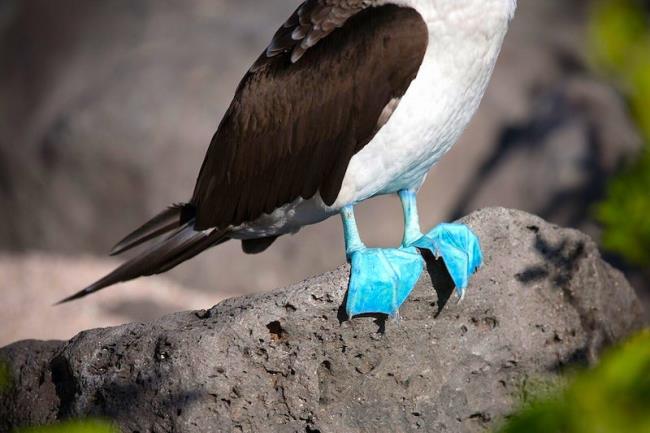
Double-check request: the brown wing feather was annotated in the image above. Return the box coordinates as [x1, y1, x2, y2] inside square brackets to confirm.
[191, 4, 428, 230]
[255, 0, 369, 68]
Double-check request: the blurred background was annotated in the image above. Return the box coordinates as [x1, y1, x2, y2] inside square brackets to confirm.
[0, 0, 648, 346]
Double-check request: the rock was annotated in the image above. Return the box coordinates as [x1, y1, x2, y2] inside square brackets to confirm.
[0, 208, 645, 433]
[0, 341, 61, 429]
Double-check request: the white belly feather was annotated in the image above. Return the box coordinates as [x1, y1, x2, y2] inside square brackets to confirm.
[233, 0, 513, 239]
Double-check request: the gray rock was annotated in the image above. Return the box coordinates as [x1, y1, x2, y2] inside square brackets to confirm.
[1, 208, 645, 433]
[0, 340, 61, 429]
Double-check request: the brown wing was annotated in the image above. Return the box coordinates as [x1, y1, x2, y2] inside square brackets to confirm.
[191, 3, 428, 230]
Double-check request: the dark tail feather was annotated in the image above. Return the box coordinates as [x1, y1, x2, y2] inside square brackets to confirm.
[56, 223, 228, 305]
[110, 203, 196, 256]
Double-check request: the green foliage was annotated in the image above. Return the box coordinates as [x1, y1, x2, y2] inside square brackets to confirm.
[590, 0, 650, 266]
[17, 420, 119, 433]
[496, 330, 650, 433]
[589, 1, 649, 74]
[597, 149, 650, 265]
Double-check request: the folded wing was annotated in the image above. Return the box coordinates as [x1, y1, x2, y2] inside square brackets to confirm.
[191, 2, 429, 230]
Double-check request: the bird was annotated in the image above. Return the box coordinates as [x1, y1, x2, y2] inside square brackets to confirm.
[59, 0, 517, 317]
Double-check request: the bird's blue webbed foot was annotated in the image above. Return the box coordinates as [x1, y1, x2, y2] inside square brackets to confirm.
[341, 205, 425, 318]
[340, 189, 483, 319]
[399, 190, 483, 300]
[409, 223, 483, 300]
[346, 246, 424, 317]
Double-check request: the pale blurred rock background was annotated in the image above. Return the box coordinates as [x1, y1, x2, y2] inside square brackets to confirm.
[0, 0, 645, 345]
[0, 253, 222, 344]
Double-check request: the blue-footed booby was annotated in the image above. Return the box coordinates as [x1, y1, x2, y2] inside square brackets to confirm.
[59, 0, 517, 317]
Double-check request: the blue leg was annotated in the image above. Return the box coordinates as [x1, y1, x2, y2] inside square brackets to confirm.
[399, 190, 424, 247]
[342, 205, 424, 318]
[399, 189, 483, 300]
[341, 206, 366, 260]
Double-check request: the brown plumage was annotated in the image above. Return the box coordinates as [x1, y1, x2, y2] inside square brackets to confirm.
[254, 0, 373, 68]
[58, 2, 429, 303]
[192, 4, 428, 229]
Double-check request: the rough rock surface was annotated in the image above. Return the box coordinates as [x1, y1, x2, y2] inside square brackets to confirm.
[0, 208, 645, 433]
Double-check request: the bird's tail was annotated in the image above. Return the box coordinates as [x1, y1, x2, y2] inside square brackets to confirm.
[110, 203, 196, 255]
[57, 204, 229, 304]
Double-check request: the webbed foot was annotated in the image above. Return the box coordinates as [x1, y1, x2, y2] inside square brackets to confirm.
[409, 223, 483, 299]
[346, 247, 424, 318]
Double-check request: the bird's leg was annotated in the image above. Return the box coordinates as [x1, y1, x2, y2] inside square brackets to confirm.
[398, 189, 484, 301]
[399, 189, 423, 247]
[340, 205, 424, 319]
[341, 205, 366, 261]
